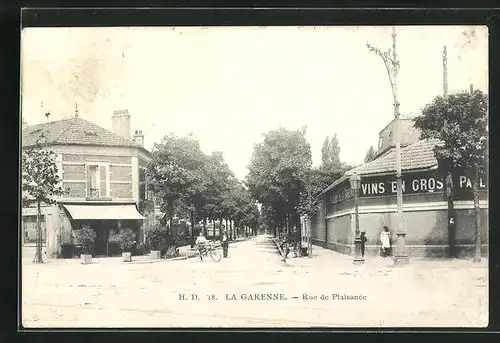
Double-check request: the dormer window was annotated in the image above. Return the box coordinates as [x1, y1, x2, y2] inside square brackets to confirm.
[84, 130, 97, 136]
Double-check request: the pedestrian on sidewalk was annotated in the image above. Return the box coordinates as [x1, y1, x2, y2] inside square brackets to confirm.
[380, 226, 391, 258]
[360, 231, 368, 258]
[221, 228, 229, 258]
[281, 230, 291, 261]
[291, 226, 300, 258]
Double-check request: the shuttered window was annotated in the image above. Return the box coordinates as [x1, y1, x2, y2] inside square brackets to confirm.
[100, 165, 107, 197]
[86, 163, 110, 198]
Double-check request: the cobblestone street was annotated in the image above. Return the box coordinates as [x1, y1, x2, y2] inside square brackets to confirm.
[21, 235, 488, 328]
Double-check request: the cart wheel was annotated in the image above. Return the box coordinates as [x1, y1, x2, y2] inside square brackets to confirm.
[210, 249, 222, 262]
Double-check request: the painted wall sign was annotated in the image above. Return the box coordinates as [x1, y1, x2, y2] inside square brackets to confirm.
[329, 170, 487, 205]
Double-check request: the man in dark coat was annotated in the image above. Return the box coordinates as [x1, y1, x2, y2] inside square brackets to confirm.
[291, 226, 301, 257]
[360, 231, 368, 258]
[220, 228, 229, 258]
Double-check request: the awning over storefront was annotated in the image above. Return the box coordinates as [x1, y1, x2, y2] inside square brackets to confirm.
[62, 204, 145, 220]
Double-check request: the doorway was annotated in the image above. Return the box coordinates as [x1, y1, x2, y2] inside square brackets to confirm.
[93, 221, 111, 256]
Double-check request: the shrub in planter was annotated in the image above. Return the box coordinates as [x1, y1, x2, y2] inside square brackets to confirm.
[74, 224, 96, 265]
[133, 243, 148, 256]
[146, 222, 165, 259]
[118, 228, 136, 262]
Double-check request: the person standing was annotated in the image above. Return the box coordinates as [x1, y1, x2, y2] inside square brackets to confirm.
[195, 231, 208, 261]
[360, 231, 368, 258]
[281, 230, 291, 261]
[221, 229, 229, 258]
[291, 226, 300, 257]
[380, 226, 391, 257]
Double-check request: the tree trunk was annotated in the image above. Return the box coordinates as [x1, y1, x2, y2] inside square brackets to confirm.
[35, 201, 43, 263]
[203, 218, 207, 238]
[219, 217, 223, 233]
[473, 169, 482, 262]
[190, 210, 195, 248]
[230, 220, 234, 239]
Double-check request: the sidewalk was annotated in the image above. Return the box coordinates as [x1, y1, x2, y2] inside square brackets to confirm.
[270, 235, 488, 271]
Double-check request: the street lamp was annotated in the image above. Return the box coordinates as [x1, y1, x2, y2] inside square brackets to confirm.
[349, 172, 364, 265]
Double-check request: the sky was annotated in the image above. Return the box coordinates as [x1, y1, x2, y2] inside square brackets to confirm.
[20, 26, 488, 181]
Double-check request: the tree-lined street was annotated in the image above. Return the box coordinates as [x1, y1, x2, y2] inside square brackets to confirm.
[22, 235, 487, 328]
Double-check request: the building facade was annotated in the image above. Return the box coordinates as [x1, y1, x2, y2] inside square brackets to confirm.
[21, 110, 155, 259]
[307, 118, 488, 258]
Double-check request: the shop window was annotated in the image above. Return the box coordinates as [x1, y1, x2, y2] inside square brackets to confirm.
[22, 215, 46, 244]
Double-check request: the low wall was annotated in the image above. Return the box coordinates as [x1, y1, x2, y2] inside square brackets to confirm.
[310, 202, 488, 258]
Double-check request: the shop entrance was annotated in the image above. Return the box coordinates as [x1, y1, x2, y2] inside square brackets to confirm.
[93, 221, 114, 256]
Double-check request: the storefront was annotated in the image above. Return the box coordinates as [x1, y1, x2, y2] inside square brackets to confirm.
[310, 139, 488, 258]
[49, 202, 145, 258]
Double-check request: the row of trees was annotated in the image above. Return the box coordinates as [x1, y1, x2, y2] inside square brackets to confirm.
[146, 133, 261, 247]
[245, 128, 352, 238]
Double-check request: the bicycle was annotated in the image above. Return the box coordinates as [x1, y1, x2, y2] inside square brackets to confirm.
[196, 241, 222, 262]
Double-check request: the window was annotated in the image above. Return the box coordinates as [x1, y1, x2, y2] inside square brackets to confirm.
[22, 215, 46, 244]
[86, 163, 110, 198]
[378, 136, 383, 150]
[139, 167, 146, 200]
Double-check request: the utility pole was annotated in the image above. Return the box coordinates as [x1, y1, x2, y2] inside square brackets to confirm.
[367, 26, 408, 265]
[443, 45, 456, 258]
[443, 46, 449, 97]
[471, 83, 482, 263]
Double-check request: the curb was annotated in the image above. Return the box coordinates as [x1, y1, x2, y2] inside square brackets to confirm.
[128, 255, 189, 264]
[271, 238, 285, 258]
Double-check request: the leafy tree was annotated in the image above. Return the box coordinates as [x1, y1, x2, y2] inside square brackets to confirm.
[147, 133, 207, 247]
[330, 133, 341, 170]
[298, 167, 344, 221]
[413, 89, 488, 261]
[202, 152, 235, 237]
[321, 134, 342, 171]
[22, 145, 65, 263]
[364, 145, 377, 163]
[246, 127, 312, 237]
[321, 137, 331, 169]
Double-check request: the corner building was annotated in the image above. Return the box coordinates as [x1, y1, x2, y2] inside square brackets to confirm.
[307, 118, 488, 258]
[21, 110, 155, 259]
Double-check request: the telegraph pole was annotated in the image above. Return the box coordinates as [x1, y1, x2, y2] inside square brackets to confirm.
[443, 45, 456, 257]
[367, 27, 408, 265]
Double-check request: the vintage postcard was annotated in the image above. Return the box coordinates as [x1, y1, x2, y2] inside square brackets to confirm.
[20, 25, 488, 328]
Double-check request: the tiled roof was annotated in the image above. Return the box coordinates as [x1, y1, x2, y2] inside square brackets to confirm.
[347, 138, 442, 177]
[22, 117, 141, 149]
[319, 138, 441, 196]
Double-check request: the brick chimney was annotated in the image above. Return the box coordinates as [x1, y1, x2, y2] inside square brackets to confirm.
[133, 129, 145, 147]
[112, 109, 131, 140]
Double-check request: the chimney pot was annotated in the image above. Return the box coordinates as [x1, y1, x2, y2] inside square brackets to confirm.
[111, 109, 131, 139]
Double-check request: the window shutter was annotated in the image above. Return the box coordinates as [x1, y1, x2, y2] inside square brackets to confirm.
[100, 165, 107, 197]
[86, 165, 91, 197]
